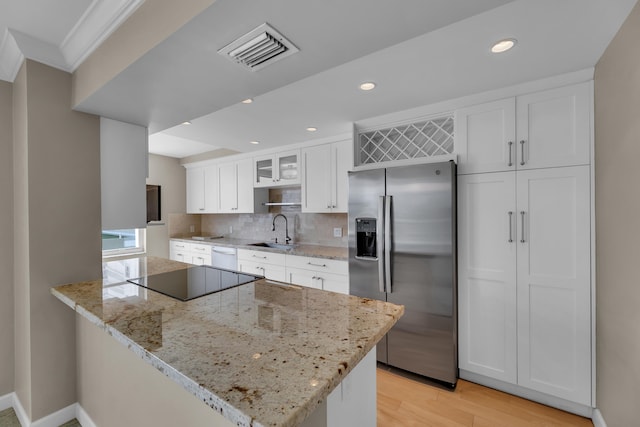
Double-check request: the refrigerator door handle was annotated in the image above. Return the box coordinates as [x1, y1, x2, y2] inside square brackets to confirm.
[378, 196, 386, 293]
[385, 195, 392, 293]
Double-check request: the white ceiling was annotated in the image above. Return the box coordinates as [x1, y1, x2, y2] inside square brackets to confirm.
[2, 0, 637, 158]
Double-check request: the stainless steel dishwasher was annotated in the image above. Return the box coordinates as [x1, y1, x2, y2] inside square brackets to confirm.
[210, 246, 237, 270]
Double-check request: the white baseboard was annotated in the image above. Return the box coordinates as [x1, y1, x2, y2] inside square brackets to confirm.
[0, 392, 14, 411]
[10, 393, 80, 427]
[76, 404, 97, 427]
[13, 393, 29, 427]
[460, 370, 593, 418]
[592, 409, 608, 427]
[31, 402, 77, 427]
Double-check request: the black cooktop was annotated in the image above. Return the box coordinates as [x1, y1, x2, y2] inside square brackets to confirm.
[127, 265, 263, 301]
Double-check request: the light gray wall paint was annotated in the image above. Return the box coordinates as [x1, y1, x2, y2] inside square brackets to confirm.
[146, 154, 186, 258]
[13, 63, 31, 417]
[0, 79, 14, 396]
[101, 117, 148, 230]
[76, 315, 235, 426]
[13, 60, 102, 421]
[594, 2, 640, 426]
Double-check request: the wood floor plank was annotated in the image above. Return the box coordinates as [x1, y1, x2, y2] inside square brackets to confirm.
[377, 369, 593, 427]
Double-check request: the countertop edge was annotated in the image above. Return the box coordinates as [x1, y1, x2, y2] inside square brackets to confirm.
[170, 237, 348, 261]
[51, 284, 256, 427]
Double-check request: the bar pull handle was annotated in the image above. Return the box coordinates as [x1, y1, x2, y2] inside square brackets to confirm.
[307, 262, 327, 268]
[252, 254, 267, 259]
[384, 195, 392, 293]
[520, 140, 526, 166]
[378, 196, 385, 293]
[508, 141, 513, 167]
[508, 211, 513, 243]
[520, 211, 526, 243]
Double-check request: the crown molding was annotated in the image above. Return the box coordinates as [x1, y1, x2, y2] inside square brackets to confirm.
[0, 0, 143, 83]
[61, 0, 145, 71]
[0, 29, 24, 82]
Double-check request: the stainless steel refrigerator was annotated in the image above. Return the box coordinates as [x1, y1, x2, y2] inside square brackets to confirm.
[348, 161, 457, 386]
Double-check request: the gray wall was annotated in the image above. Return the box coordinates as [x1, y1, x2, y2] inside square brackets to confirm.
[146, 154, 187, 258]
[594, 2, 640, 426]
[77, 315, 234, 426]
[13, 60, 102, 421]
[0, 80, 14, 396]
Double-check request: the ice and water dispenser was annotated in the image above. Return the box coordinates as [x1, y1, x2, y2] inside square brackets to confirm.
[355, 218, 377, 259]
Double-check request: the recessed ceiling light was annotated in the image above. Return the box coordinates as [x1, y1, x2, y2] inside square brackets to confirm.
[306, 127, 317, 132]
[241, 98, 253, 104]
[181, 121, 192, 125]
[491, 38, 517, 53]
[359, 82, 376, 91]
[250, 141, 260, 145]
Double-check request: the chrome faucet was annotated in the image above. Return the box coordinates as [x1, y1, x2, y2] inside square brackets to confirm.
[272, 214, 291, 244]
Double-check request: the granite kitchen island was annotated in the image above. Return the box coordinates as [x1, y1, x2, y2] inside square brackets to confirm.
[52, 256, 403, 427]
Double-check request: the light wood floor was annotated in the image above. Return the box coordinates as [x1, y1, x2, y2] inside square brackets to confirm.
[377, 368, 593, 427]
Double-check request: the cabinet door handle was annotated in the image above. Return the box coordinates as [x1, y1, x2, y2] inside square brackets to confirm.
[520, 211, 526, 243]
[307, 262, 327, 268]
[508, 211, 513, 243]
[508, 141, 513, 167]
[520, 140, 526, 166]
[252, 254, 267, 259]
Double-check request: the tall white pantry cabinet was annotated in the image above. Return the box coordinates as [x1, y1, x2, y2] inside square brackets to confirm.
[455, 81, 593, 410]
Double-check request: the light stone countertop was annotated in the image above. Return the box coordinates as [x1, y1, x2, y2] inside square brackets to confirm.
[171, 236, 348, 260]
[52, 256, 403, 427]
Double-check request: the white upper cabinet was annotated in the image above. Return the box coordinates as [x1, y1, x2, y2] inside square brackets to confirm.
[456, 82, 591, 174]
[254, 150, 301, 187]
[455, 98, 516, 174]
[186, 167, 205, 213]
[516, 83, 591, 170]
[186, 165, 218, 214]
[219, 160, 240, 213]
[220, 158, 267, 213]
[302, 140, 353, 213]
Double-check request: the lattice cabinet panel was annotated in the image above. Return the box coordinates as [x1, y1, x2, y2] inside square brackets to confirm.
[357, 115, 454, 166]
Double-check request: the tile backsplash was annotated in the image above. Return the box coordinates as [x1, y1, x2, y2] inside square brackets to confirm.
[168, 188, 348, 247]
[200, 212, 348, 247]
[168, 213, 202, 237]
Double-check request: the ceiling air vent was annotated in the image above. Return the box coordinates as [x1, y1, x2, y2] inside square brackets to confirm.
[218, 23, 299, 71]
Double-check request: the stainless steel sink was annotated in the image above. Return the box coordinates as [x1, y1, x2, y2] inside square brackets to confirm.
[248, 242, 296, 250]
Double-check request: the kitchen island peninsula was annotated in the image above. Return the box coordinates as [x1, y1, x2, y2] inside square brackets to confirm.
[52, 256, 403, 427]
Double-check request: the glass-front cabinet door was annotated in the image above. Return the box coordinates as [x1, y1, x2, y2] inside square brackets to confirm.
[254, 150, 300, 187]
[255, 155, 274, 187]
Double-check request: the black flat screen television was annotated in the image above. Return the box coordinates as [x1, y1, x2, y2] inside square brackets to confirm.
[146, 184, 161, 223]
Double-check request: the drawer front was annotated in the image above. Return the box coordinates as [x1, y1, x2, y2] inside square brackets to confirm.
[191, 253, 212, 266]
[239, 260, 286, 282]
[286, 267, 318, 289]
[316, 271, 349, 295]
[170, 249, 189, 264]
[286, 255, 348, 275]
[170, 240, 191, 252]
[237, 249, 287, 266]
[191, 243, 211, 254]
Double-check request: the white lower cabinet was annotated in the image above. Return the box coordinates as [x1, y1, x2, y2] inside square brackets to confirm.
[458, 165, 591, 406]
[286, 255, 349, 295]
[237, 249, 287, 282]
[458, 171, 518, 384]
[169, 240, 212, 266]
